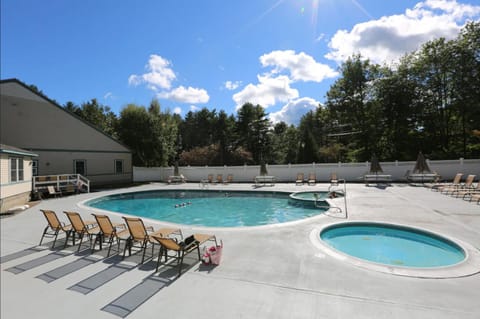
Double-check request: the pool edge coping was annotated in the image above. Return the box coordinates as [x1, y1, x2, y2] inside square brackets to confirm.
[310, 220, 480, 279]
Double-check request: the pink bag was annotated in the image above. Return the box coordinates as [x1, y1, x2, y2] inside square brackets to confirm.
[202, 241, 223, 265]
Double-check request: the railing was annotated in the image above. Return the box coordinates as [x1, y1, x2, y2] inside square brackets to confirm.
[324, 179, 348, 219]
[33, 174, 90, 194]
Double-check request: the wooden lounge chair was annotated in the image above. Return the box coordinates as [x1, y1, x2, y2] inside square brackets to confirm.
[122, 217, 182, 263]
[152, 234, 209, 276]
[64, 211, 100, 252]
[92, 214, 130, 257]
[39, 209, 72, 248]
[295, 173, 304, 185]
[307, 173, 316, 186]
[47, 185, 62, 198]
[459, 183, 480, 201]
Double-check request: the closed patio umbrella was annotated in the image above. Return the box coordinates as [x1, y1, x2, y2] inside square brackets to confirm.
[259, 161, 268, 176]
[413, 151, 431, 174]
[173, 160, 180, 176]
[369, 154, 383, 175]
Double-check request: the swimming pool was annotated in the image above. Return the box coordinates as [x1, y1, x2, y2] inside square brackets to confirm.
[320, 222, 465, 268]
[85, 190, 329, 227]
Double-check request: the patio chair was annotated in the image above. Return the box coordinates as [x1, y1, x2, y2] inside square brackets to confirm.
[458, 182, 480, 200]
[295, 173, 304, 185]
[122, 217, 182, 263]
[440, 174, 471, 194]
[307, 173, 316, 186]
[433, 173, 463, 192]
[39, 209, 72, 248]
[64, 211, 101, 252]
[47, 185, 62, 198]
[152, 234, 204, 276]
[224, 174, 233, 184]
[449, 175, 476, 197]
[330, 172, 339, 186]
[216, 174, 223, 184]
[92, 214, 130, 257]
[469, 193, 480, 204]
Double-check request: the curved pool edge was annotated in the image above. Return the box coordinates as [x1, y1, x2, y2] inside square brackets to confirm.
[76, 188, 335, 232]
[310, 221, 480, 278]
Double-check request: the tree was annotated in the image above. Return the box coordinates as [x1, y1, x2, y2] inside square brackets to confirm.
[116, 100, 178, 167]
[235, 103, 271, 164]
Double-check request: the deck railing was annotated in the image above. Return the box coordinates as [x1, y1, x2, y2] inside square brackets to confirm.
[33, 174, 90, 194]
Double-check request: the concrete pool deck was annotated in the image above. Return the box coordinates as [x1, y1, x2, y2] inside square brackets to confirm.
[1, 182, 479, 318]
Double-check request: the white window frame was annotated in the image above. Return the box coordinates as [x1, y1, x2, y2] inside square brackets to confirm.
[10, 157, 24, 182]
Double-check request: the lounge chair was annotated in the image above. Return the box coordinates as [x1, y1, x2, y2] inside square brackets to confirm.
[330, 172, 339, 186]
[469, 193, 480, 204]
[39, 209, 72, 248]
[216, 174, 223, 184]
[448, 175, 476, 196]
[439, 173, 466, 194]
[428, 173, 463, 192]
[64, 211, 101, 252]
[295, 173, 304, 185]
[92, 214, 130, 257]
[458, 182, 480, 200]
[47, 185, 62, 198]
[152, 233, 216, 276]
[224, 174, 233, 184]
[122, 217, 182, 263]
[307, 173, 316, 186]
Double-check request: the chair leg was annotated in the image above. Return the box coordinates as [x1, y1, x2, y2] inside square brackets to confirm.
[122, 238, 131, 259]
[77, 233, 85, 252]
[107, 235, 114, 257]
[141, 241, 149, 263]
[178, 252, 185, 277]
[39, 226, 49, 246]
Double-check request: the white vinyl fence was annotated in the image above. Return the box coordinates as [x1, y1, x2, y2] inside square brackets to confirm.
[133, 158, 480, 183]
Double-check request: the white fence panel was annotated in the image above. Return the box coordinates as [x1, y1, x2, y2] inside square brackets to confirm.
[133, 158, 480, 183]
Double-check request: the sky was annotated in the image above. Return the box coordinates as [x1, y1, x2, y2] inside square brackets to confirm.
[1, 0, 479, 125]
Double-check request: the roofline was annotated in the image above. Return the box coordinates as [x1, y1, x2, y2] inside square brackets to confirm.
[0, 78, 132, 153]
[0, 147, 38, 157]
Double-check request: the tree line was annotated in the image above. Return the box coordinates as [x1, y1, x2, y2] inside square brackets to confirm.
[62, 22, 479, 167]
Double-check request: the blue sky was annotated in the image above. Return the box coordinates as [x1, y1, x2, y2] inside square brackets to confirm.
[2, 0, 479, 125]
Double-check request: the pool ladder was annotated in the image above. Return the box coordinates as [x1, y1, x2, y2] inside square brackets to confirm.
[315, 179, 348, 219]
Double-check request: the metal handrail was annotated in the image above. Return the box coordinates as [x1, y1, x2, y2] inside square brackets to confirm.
[323, 178, 348, 219]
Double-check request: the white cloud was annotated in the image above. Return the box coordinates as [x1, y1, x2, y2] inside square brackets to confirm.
[269, 97, 321, 125]
[190, 105, 200, 112]
[225, 80, 242, 90]
[233, 75, 299, 110]
[103, 92, 114, 100]
[128, 54, 176, 90]
[173, 107, 182, 115]
[326, 0, 480, 64]
[158, 86, 210, 104]
[260, 50, 338, 82]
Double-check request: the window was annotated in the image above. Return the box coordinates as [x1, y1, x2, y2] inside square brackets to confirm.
[74, 160, 86, 176]
[115, 159, 124, 174]
[32, 160, 39, 176]
[10, 157, 24, 182]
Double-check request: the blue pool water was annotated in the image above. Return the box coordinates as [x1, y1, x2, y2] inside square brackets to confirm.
[321, 223, 465, 268]
[86, 190, 328, 227]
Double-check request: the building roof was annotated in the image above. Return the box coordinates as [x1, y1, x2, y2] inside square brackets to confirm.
[0, 78, 131, 153]
[0, 144, 38, 157]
